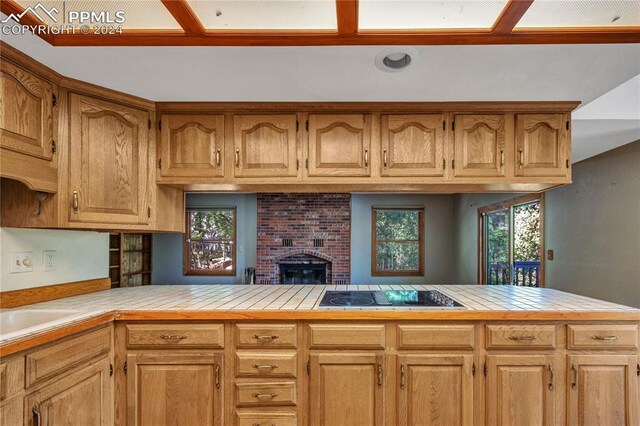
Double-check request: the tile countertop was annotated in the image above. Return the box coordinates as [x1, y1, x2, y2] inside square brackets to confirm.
[1, 284, 639, 355]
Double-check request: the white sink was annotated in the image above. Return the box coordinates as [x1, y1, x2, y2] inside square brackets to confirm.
[0, 309, 90, 341]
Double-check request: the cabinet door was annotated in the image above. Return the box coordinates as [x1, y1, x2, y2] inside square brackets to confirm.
[381, 114, 445, 177]
[515, 113, 569, 177]
[127, 352, 223, 426]
[25, 358, 112, 426]
[0, 60, 54, 160]
[159, 114, 224, 178]
[309, 352, 383, 426]
[453, 114, 506, 177]
[568, 355, 638, 426]
[233, 114, 298, 178]
[307, 114, 371, 177]
[398, 354, 473, 426]
[486, 354, 556, 426]
[69, 94, 150, 225]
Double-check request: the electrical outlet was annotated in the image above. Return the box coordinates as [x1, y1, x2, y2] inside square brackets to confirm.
[10, 252, 34, 273]
[43, 250, 57, 271]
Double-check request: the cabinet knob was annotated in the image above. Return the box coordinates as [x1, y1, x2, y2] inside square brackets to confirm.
[364, 149, 369, 167]
[508, 335, 536, 341]
[235, 149, 240, 168]
[383, 149, 388, 168]
[252, 364, 279, 370]
[591, 335, 618, 340]
[252, 392, 278, 399]
[216, 149, 221, 166]
[252, 334, 279, 341]
[72, 191, 79, 212]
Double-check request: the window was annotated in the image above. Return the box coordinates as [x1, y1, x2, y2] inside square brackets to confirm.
[184, 208, 236, 276]
[372, 208, 424, 276]
[478, 194, 544, 287]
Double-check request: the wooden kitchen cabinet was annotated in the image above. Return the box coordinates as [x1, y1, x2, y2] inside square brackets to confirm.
[126, 352, 223, 426]
[233, 114, 299, 178]
[397, 354, 474, 426]
[567, 354, 638, 426]
[306, 114, 371, 177]
[158, 114, 225, 179]
[25, 357, 113, 426]
[452, 114, 507, 178]
[381, 114, 446, 177]
[515, 113, 570, 177]
[309, 352, 384, 426]
[485, 354, 557, 426]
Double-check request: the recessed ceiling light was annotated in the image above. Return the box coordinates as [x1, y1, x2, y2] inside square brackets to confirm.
[375, 47, 419, 72]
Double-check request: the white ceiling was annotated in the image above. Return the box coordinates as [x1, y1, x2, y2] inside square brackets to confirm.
[2, 20, 639, 163]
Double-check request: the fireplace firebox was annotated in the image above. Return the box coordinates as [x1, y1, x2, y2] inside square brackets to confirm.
[279, 263, 327, 284]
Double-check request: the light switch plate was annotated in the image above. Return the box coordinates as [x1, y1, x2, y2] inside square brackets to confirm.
[43, 250, 57, 271]
[10, 252, 34, 273]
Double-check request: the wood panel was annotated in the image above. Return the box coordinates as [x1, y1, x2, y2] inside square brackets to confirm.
[567, 324, 638, 350]
[233, 114, 298, 178]
[126, 323, 224, 348]
[485, 354, 556, 426]
[68, 93, 150, 225]
[307, 114, 371, 177]
[234, 323, 298, 349]
[235, 351, 297, 378]
[127, 352, 223, 426]
[396, 324, 475, 350]
[0, 395, 23, 426]
[453, 114, 507, 177]
[235, 410, 297, 426]
[308, 324, 386, 349]
[381, 114, 445, 177]
[235, 380, 297, 407]
[397, 354, 474, 426]
[309, 352, 384, 426]
[0, 59, 54, 160]
[0, 356, 23, 402]
[0, 277, 111, 308]
[516, 113, 569, 177]
[159, 114, 224, 178]
[485, 324, 556, 349]
[0, 149, 57, 193]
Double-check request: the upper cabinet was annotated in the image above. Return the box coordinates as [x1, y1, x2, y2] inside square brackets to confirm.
[68, 93, 151, 225]
[515, 113, 569, 177]
[233, 114, 298, 178]
[307, 114, 371, 177]
[381, 114, 445, 177]
[159, 114, 224, 178]
[453, 114, 506, 178]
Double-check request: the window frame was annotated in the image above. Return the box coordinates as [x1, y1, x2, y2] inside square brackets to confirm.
[477, 193, 544, 286]
[183, 207, 237, 276]
[371, 207, 425, 277]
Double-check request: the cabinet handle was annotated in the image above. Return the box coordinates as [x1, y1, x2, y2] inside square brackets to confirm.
[216, 149, 221, 166]
[377, 362, 383, 388]
[235, 149, 240, 168]
[383, 149, 388, 168]
[252, 392, 278, 399]
[500, 150, 504, 167]
[571, 364, 577, 389]
[215, 363, 220, 389]
[518, 149, 524, 168]
[252, 424, 278, 426]
[72, 191, 78, 211]
[364, 149, 369, 167]
[253, 334, 279, 341]
[32, 407, 41, 426]
[160, 334, 187, 341]
[400, 364, 406, 389]
[548, 365, 554, 390]
[253, 364, 279, 370]
[591, 335, 618, 340]
[508, 335, 536, 341]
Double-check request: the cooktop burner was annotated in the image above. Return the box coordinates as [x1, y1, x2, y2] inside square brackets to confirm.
[323, 292, 376, 307]
[318, 290, 465, 309]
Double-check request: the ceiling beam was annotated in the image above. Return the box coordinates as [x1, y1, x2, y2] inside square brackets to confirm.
[0, 0, 54, 43]
[160, 0, 205, 36]
[492, 0, 535, 34]
[336, 0, 358, 35]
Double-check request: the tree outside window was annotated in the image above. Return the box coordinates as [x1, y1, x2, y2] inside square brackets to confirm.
[184, 208, 236, 276]
[372, 208, 424, 276]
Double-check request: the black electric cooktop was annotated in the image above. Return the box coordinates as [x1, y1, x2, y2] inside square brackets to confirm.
[318, 290, 465, 309]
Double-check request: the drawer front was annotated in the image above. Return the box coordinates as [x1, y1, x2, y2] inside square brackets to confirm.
[308, 324, 385, 349]
[235, 324, 297, 349]
[0, 356, 24, 401]
[26, 326, 111, 387]
[397, 324, 475, 350]
[126, 323, 224, 348]
[236, 352, 297, 378]
[486, 325, 556, 350]
[236, 410, 297, 426]
[567, 324, 638, 350]
[236, 381, 297, 407]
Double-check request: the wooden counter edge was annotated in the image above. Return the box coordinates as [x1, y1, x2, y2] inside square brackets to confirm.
[0, 277, 111, 309]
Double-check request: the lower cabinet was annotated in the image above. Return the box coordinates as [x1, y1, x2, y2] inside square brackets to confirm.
[126, 352, 223, 426]
[25, 357, 113, 426]
[485, 354, 557, 426]
[309, 352, 384, 426]
[567, 354, 639, 426]
[397, 354, 474, 426]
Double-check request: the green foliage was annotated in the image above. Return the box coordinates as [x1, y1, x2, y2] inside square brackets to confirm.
[513, 202, 540, 261]
[188, 209, 235, 271]
[375, 210, 421, 271]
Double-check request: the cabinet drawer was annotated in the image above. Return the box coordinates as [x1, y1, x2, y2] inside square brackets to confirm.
[26, 326, 111, 388]
[486, 325, 556, 350]
[236, 381, 297, 407]
[308, 324, 385, 349]
[235, 324, 297, 349]
[397, 324, 475, 350]
[236, 352, 297, 378]
[0, 356, 24, 401]
[567, 324, 638, 350]
[235, 410, 297, 426]
[126, 323, 224, 348]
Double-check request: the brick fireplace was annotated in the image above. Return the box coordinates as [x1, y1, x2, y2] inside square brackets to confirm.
[256, 194, 351, 284]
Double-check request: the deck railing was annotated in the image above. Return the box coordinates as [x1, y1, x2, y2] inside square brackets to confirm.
[488, 261, 541, 287]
